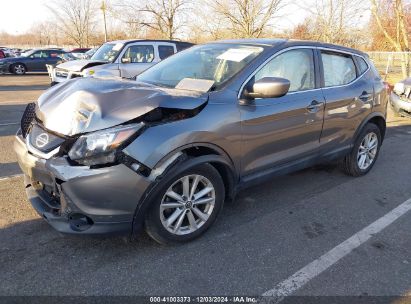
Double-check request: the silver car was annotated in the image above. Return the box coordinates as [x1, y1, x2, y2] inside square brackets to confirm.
[48, 39, 193, 85]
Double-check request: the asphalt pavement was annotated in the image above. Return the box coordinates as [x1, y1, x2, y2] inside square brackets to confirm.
[0, 74, 410, 302]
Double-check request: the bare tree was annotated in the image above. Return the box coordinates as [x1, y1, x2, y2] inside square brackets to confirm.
[371, 0, 410, 77]
[209, 0, 284, 38]
[297, 0, 366, 45]
[47, 0, 97, 47]
[140, 0, 188, 39]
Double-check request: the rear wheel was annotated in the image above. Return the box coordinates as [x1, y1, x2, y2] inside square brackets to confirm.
[12, 63, 26, 75]
[145, 163, 224, 245]
[341, 123, 381, 176]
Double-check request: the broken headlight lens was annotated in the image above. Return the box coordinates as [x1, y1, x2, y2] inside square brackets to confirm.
[68, 123, 144, 166]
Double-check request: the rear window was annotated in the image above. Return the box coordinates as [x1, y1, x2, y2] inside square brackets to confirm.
[321, 51, 357, 87]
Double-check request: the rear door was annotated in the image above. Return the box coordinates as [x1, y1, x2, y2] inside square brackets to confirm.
[240, 48, 326, 177]
[319, 50, 373, 156]
[119, 43, 157, 78]
[44, 50, 63, 70]
[158, 43, 177, 60]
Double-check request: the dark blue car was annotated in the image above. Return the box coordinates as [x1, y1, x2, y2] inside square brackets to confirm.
[0, 49, 65, 75]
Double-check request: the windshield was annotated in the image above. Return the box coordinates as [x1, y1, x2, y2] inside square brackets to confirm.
[91, 43, 123, 62]
[137, 43, 264, 92]
[21, 50, 36, 57]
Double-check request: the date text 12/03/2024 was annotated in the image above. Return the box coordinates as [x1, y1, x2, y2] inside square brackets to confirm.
[149, 296, 258, 303]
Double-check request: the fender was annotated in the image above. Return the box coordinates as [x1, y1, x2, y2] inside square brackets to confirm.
[353, 111, 386, 144]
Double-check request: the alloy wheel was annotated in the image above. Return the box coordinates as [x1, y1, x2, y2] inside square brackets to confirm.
[14, 64, 25, 75]
[160, 174, 216, 235]
[357, 132, 378, 170]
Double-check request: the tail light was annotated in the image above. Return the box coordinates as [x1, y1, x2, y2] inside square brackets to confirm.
[383, 81, 393, 93]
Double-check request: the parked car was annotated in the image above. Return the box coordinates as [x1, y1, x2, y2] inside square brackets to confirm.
[45, 53, 79, 80]
[0, 48, 66, 75]
[69, 48, 91, 58]
[48, 39, 194, 85]
[14, 39, 387, 244]
[389, 78, 411, 117]
[82, 47, 98, 59]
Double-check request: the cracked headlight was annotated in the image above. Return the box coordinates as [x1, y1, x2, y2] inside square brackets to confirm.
[68, 123, 144, 166]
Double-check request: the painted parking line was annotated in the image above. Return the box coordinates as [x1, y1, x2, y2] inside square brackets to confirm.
[262, 197, 411, 301]
[0, 122, 19, 126]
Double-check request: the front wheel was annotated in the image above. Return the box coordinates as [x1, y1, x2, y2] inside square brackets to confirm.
[12, 63, 26, 75]
[145, 163, 225, 245]
[341, 123, 381, 177]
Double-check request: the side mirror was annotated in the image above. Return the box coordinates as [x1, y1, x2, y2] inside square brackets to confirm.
[121, 57, 131, 64]
[244, 77, 290, 99]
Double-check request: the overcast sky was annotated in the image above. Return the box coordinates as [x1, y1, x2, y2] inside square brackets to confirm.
[1, 0, 50, 34]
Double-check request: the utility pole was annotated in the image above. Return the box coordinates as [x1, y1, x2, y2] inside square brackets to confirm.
[101, 0, 108, 42]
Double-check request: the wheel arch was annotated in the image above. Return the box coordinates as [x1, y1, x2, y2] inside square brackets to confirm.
[354, 112, 386, 143]
[131, 145, 238, 237]
[9, 62, 27, 73]
[155, 143, 238, 201]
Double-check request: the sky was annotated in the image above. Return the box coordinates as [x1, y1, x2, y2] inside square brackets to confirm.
[0, 0, 311, 35]
[0, 0, 371, 36]
[1, 0, 51, 34]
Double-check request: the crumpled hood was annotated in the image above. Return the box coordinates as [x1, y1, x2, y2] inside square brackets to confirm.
[36, 77, 208, 136]
[56, 59, 107, 72]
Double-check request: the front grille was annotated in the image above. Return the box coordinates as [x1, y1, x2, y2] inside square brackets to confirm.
[21, 103, 36, 138]
[27, 124, 66, 153]
[55, 69, 68, 78]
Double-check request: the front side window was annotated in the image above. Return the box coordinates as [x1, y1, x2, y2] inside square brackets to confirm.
[322, 52, 356, 87]
[159, 45, 175, 60]
[122, 45, 154, 63]
[31, 51, 48, 58]
[137, 43, 264, 92]
[255, 49, 315, 92]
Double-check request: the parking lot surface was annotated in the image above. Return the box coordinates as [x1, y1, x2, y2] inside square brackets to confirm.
[0, 74, 411, 300]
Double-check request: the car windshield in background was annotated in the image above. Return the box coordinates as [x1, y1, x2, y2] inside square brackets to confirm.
[21, 50, 36, 57]
[91, 43, 123, 62]
[137, 43, 264, 92]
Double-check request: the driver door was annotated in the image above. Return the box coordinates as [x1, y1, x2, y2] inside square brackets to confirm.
[240, 48, 326, 177]
[29, 51, 48, 71]
[119, 43, 157, 78]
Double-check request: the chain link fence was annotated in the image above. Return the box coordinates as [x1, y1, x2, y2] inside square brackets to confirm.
[367, 51, 411, 82]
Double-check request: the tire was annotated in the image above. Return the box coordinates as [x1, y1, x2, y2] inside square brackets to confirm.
[145, 163, 225, 245]
[11, 63, 26, 75]
[341, 123, 381, 177]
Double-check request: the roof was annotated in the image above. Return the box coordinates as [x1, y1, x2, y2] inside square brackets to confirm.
[107, 39, 194, 46]
[213, 38, 367, 56]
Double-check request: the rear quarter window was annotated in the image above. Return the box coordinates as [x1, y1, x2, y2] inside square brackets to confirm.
[158, 45, 175, 60]
[356, 56, 369, 74]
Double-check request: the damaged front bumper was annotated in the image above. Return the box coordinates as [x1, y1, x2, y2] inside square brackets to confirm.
[389, 91, 411, 117]
[14, 134, 151, 235]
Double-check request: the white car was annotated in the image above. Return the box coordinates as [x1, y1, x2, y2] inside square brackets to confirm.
[48, 39, 193, 85]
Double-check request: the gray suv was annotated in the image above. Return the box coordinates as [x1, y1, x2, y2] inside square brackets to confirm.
[14, 39, 387, 244]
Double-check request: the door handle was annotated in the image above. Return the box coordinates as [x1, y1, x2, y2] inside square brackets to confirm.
[306, 100, 324, 112]
[358, 92, 372, 102]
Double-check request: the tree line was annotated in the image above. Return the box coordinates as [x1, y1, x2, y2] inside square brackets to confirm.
[0, 0, 409, 53]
